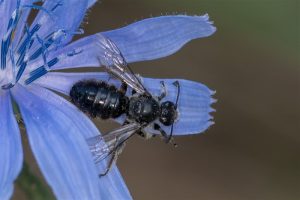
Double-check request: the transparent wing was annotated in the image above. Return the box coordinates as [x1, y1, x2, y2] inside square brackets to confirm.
[87, 122, 142, 164]
[96, 34, 149, 95]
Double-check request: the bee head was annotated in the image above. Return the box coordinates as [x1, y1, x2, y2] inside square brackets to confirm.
[160, 81, 180, 145]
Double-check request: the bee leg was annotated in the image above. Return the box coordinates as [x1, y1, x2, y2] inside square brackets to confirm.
[158, 81, 167, 101]
[99, 142, 125, 177]
[173, 80, 180, 87]
[153, 123, 177, 147]
[119, 82, 128, 95]
[99, 151, 118, 177]
[137, 130, 153, 140]
[153, 123, 169, 142]
[131, 89, 137, 95]
[100, 151, 119, 177]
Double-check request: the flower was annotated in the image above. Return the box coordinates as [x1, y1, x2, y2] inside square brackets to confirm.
[0, 0, 216, 199]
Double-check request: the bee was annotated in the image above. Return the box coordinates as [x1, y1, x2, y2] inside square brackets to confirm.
[70, 34, 180, 176]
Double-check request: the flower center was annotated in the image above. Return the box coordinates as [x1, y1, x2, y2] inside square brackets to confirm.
[0, 1, 81, 91]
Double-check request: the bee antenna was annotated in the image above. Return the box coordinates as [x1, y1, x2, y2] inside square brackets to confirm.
[173, 81, 180, 109]
[169, 124, 178, 147]
[167, 81, 180, 145]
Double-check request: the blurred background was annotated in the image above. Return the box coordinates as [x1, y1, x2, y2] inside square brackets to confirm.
[14, 0, 299, 199]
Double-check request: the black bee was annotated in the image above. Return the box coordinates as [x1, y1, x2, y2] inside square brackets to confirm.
[70, 34, 180, 176]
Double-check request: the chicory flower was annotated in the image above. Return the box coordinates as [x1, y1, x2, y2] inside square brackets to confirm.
[0, 0, 216, 199]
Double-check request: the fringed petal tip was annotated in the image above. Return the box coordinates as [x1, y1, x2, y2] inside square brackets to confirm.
[194, 13, 217, 34]
[141, 77, 216, 135]
[202, 13, 216, 25]
[103, 14, 217, 63]
[38, 14, 217, 71]
[206, 90, 216, 129]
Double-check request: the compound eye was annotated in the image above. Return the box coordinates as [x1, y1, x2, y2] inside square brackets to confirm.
[133, 101, 142, 114]
[159, 101, 177, 126]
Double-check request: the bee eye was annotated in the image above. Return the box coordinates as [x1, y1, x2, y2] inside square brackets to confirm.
[159, 101, 177, 126]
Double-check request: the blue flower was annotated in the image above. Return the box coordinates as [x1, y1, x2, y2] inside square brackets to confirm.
[0, 0, 216, 199]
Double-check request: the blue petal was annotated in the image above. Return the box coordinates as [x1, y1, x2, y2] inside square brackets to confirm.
[103, 15, 216, 63]
[12, 85, 102, 199]
[36, 72, 215, 135]
[18, 85, 132, 199]
[46, 34, 101, 70]
[142, 78, 216, 135]
[99, 166, 132, 200]
[41, 15, 215, 70]
[34, 72, 110, 94]
[88, 0, 97, 8]
[0, 92, 23, 200]
[29, 0, 89, 48]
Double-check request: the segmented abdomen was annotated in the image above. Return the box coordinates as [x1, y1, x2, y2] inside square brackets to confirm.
[70, 80, 128, 119]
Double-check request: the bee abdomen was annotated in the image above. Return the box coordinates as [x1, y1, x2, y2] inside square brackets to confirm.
[70, 80, 128, 119]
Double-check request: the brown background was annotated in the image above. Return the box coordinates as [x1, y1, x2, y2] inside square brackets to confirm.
[14, 0, 300, 200]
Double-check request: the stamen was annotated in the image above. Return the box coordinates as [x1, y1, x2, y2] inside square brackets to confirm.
[17, 24, 40, 55]
[25, 57, 59, 85]
[16, 62, 27, 82]
[1, 0, 73, 89]
[15, 26, 39, 83]
[1, 1, 87, 88]
[1, 48, 18, 90]
[51, 1, 63, 12]
[67, 49, 83, 57]
[25, 66, 47, 85]
[10, 48, 16, 84]
[1, 0, 21, 70]
[29, 34, 53, 61]
[22, 4, 53, 18]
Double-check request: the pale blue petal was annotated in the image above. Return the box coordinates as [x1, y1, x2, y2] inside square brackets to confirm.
[142, 78, 216, 135]
[34, 72, 110, 94]
[47, 34, 101, 70]
[88, 0, 98, 8]
[12, 85, 102, 200]
[29, 0, 89, 49]
[43, 15, 215, 70]
[0, 92, 23, 200]
[36, 72, 215, 135]
[23, 85, 132, 200]
[103, 15, 216, 63]
[99, 165, 132, 200]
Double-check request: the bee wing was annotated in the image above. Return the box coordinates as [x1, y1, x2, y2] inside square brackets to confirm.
[96, 34, 150, 95]
[87, 122, 142, 164]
